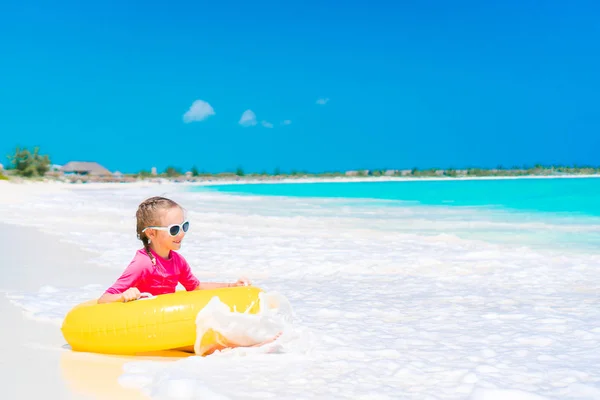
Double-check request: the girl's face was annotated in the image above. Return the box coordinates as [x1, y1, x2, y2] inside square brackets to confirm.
[147, 206, 187, 254]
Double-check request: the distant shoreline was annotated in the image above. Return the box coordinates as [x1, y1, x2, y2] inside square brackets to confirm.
[193, 173, 600, 186]
[2, 173, 600, 189]
[3, 149, 600, 185]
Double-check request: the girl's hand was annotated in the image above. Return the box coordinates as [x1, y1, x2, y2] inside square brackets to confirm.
[230, 277, 251, 287]
[121, 287, 141, 302]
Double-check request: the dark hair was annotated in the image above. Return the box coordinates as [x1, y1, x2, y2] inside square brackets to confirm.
[136, 196, 181, 265]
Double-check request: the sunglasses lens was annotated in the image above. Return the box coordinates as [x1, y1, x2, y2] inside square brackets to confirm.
[168, 222, 189, 236]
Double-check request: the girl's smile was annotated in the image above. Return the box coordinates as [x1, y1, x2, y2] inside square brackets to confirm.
[146, 206, 188, 258]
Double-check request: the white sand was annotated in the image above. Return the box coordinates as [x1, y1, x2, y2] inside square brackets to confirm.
[0, 222, 153, 399]
[193, 173, 600, 186]
[1, 180, 599, 399]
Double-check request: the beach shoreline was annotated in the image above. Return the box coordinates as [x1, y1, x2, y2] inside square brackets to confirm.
[0, 222, 152, 399]
[190, 173, 600, 186]
[1, 172, 599, 191]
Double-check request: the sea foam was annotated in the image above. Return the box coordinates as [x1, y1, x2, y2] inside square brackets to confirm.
[2, 183, 600, 399]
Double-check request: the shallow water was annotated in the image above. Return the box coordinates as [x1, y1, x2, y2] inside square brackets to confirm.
[197, 178, 600, 252]
[2, 182, 600, 399]
[199, 178, 600, 217]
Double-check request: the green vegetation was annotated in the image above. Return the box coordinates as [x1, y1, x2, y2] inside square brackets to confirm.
[6, 146, 50, 177]
[163, 166, 183, 177]
[136, 169, 152, 179]
[444, 168, 458, 177]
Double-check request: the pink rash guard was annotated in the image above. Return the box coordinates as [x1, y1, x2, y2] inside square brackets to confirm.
[104, 248, 200, 296]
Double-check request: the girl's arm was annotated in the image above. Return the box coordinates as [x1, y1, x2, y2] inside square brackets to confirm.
[98, 287, 141, 303]
[178, 255, 251, 291]
[195, 282, 232, 290]
[195, 277, 251, 290]
[98, 292, 125, 303]
[99, 254, 147, 303]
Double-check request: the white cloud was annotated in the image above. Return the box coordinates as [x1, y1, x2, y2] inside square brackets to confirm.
[239, 109, 257, 127]
[316, 98, 330, 105]
[183, 99, 215, 123]
[261, 120, 274, 128]
[282, 120, 292, 125]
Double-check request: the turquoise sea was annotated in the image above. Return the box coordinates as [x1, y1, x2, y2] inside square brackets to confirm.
[192, 177, 600, 252]
[198, 177, 600, 216]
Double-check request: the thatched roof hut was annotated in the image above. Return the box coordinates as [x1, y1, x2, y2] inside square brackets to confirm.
[61, 161, 112, 177]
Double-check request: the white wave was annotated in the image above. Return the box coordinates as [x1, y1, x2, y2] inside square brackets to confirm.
[5, 284, 105, 326]
[2, 183, 600, 399]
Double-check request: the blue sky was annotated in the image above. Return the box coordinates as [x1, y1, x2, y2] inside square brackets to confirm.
[1, 0, 599, 174]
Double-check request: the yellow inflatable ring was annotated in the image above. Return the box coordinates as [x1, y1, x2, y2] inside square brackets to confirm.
[61, 286, 263, 356]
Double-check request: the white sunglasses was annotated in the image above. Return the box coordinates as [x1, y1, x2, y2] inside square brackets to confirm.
[142, 221, 190, 237]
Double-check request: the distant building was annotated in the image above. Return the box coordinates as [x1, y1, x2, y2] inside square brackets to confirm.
[345, 170, 370, 176]
[151, 167, 157, 176]
[61, 161, 112, 177]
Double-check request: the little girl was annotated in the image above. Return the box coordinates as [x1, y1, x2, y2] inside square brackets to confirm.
[98, 196, 250, 304]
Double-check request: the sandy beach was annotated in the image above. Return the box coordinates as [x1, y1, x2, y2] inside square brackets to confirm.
[193, 173, 600, 186]
[1, 179, 599, 399]
[0, 222, 150, 399]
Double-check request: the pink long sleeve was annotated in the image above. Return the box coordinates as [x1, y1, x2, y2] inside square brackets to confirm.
[178, 256, 200, 291]
[104, 248, 199, 296]
[104, 250, 152, 294]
